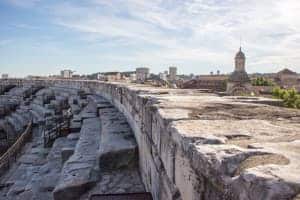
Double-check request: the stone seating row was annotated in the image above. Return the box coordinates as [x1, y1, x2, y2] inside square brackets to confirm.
[0, 87, 84, 151]
[98, 106, 137, 172]
[53, 95, 144, 199]
[0, 85, 43, 118]
[0, 85, 15, 95]
[6, 85, 41, 99]
[0, 88, 86, 199]
[83, 100, 145, 198]
[2, 89, 86, 198]
[53, 99, 101, 200]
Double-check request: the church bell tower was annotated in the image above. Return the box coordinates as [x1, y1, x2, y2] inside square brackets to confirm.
[235, 47, 246, 72]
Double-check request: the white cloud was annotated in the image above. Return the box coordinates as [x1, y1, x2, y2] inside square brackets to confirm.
[0, 39, 13, 46]
[6, 0, 40, 8]
[7, 0, 300, 73]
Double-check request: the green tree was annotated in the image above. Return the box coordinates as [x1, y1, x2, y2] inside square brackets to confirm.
[252, 77, 275, 86]
[295, 95, 300, 109]
[283, 88, 296, 108]
[273, 87, 300, 109]
[272, 87, 282, 98]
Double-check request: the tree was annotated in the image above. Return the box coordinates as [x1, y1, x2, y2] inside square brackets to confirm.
[252, 77, 275, 86]
[272, 87, 300, 109]
[272, 87, 281, 98]
[295, 95, 300, 109]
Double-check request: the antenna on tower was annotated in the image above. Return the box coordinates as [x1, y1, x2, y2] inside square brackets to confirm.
[239, 36, 242, 51]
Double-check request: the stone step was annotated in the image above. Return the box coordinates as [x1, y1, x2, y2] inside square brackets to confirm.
[50, 87, 79, 96]
[66, 132, 80, 141]
[35, 89, 55, 105]
[0, 99, 19, 116]
[6, 86, 32, 98]
[78, 99, 88, 108]
[1, 120, 16, 142]
[16, 108, 32, 123]
[80, 169, 145, 200]
[72, 114, 82, 123]
[6, 115, 23, 134]
[69, 121, 81, 133]
[1, 127, 46, 199]
[36, 88, 54, 96]
[98, 107, 138, 172]
[0, 124, 78, 200]
[50, 98, 68, 115]
[30, 103, 54, 118]
[32, 98, 44, 106]
[0, 122, 7, 139]
[27, 136, 77, 200]
[87, 95, 108, 104]
[69, 96, 80, 106]
[80, 102, 98, 119]
[29, 109, 43, 125]
[53, 116, 101, 200]
[0, 120, 8, 152]
[0, 85, 15, 95]
[80, 103, 144, 199]
[11, 113, 28, 129]
[69, 103, 81, 115]
[54, 96, 69, 110]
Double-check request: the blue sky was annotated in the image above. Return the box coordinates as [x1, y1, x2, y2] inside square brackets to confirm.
[0, 0, 299, 77]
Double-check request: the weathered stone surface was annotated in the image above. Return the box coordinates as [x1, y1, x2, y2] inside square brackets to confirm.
[61, 147, 74, 164]
[53, 116, 101, 200]
[98, 106, 138, 171]
[81, 100, 145, 199]
[0, 87, 84, 200]
[67, 132, 80, 140]
[0, 126, 48, 200]
[1, 79, 300, 200]
[91, 81, 300, 200]
[30, 103, 54, 118]
[69, 121, 81, 133]
[80, 170, 145, 199]
[6, 115, 23, 134]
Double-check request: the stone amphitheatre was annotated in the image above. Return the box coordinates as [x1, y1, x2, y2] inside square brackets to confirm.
[0, 79, 299, 200]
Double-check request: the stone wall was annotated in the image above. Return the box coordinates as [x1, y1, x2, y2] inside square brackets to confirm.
[1, 79, 300, 200]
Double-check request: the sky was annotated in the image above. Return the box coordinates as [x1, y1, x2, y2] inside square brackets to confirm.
[0, 0, 299, 77]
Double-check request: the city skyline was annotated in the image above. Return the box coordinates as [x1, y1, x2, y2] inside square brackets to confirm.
[1, 0, 300, 77]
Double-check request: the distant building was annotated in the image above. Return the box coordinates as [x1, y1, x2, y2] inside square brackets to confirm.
[227, 47, 252, 95]
[121, 71, 136, 81]
[129, 73, 136, 81]
[159, 72, 167, 81]
[274, 68, 300, 89]
[136, 67, 150, 83]
[72, 74, 81, 79]
[97, 73, 105, 80]
[148, 73, 170, 87]
[61, 70, 73, 79]
[181, 75, 228, 92]
[1, 74, 8, 79]
[169, 67, 177, 81]
[180, 68, 227, 91]
[26, 75, 45, 80]
[97, 72, 121, 82]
